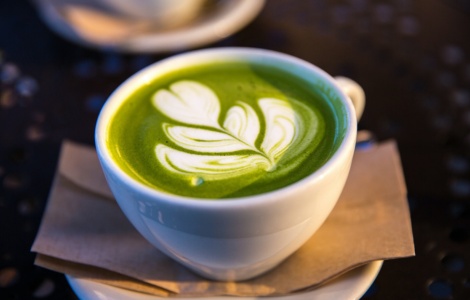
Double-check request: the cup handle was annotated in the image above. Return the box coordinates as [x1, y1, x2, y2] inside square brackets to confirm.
[334, 76, 365, 122]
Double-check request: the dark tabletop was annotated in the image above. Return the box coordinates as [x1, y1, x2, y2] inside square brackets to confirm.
[1, 0, 470, 299]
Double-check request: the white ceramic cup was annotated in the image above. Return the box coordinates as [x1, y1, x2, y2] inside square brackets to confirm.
[95, 48, 365, 281]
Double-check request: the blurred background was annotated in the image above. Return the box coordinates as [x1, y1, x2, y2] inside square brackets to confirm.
[0, 0, 470, 299]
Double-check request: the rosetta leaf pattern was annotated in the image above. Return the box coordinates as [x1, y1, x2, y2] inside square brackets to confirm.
[152, 80, 314, 182]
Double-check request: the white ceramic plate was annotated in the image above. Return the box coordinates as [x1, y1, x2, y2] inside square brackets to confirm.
[66, 261, 382, 300]
[34, 0, 265, 53]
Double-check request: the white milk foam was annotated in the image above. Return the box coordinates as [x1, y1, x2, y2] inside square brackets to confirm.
[152, 80, 319, 181]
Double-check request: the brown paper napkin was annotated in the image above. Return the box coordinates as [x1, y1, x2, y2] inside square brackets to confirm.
[31, 140, 415, 297]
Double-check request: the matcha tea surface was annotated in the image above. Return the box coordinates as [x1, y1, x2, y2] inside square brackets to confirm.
[107, 63, 343, 199]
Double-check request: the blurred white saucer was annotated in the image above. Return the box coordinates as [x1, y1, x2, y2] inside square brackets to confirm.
[66, 261, 383, 300]
[34, 0, 265, 53]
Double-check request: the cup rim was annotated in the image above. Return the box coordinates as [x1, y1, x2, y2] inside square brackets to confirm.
[95, 47, 357, 209]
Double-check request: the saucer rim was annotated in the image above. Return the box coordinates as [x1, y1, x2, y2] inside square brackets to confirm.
[66, 260, 383, 300]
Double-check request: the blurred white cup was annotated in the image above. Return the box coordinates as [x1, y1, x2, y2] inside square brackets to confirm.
[99, 0, 206, 27]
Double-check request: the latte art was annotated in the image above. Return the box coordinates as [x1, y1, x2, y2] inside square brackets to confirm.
[107, 63, 340, 198]
[152, 81, 319, 183]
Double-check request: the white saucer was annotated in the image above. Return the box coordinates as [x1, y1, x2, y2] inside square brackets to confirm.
[34, 0, 265, 53]
[66, 261, 382, 300]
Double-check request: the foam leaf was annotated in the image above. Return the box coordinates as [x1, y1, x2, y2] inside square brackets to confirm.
[155, 145, 271, 180]
[223, 101, 260, 148]
[152, 80, 221, 129]
[163, 124, 254, 153]
[259, 98, 298, 163]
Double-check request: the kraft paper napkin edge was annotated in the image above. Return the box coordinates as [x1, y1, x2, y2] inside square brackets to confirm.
[388, 140, 415, 256]
[60, 139, 114, 200]
[35, 253, 175, 297]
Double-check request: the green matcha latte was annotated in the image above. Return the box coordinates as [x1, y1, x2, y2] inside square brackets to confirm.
[107, 62, 345, 199]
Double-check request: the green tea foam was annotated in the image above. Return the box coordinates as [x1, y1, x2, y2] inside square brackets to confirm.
[107, 62, 342, 198]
